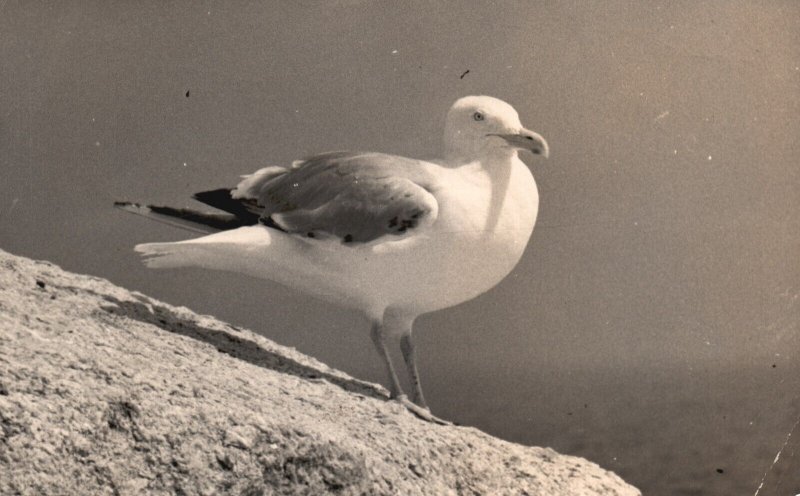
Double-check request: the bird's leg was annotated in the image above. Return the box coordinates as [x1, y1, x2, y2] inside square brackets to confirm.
[370, 321, 403, 399]
[375, 311, 450, 425]
[400, 330, 428, 409]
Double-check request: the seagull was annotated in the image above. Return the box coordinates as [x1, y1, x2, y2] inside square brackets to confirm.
[116, 95, 549, 423]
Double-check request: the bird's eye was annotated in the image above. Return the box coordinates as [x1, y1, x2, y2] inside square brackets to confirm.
[473, 111, 484, 121]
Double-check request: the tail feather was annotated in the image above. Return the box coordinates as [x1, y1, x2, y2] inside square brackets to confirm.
[134, 225, 275, 270]
[116, 198, 278, 272]
[134, 241, 190, 269]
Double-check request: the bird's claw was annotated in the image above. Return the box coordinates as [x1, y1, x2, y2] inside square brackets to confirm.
[394, 395, 451, 425]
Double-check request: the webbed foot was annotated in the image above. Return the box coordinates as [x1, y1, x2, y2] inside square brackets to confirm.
[394, 395, 451, 425]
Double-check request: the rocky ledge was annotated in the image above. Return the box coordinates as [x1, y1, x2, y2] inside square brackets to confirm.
[0, 249, 639, 495]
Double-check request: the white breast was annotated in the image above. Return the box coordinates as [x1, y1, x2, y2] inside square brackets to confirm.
[363, 158, 539, 315]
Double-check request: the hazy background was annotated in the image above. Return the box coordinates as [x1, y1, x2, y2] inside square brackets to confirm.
[2, 1, 798, 493]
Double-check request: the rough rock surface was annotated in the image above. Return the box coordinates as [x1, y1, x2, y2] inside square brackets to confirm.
[0, 249, 640, 495]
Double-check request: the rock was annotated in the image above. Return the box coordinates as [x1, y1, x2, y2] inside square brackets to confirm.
[0, 249, 640, 495]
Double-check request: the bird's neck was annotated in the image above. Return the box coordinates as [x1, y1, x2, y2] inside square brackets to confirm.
[442, 148, 520, 232]
[483, 150, 517, 232]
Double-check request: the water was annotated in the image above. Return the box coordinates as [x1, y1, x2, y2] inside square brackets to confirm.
[430, 362, 800, 495]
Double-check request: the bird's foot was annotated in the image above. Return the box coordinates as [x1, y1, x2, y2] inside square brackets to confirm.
[394, 395, 451, 425]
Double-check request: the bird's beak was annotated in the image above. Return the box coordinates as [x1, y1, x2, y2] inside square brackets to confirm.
[490, 129, 549, 158]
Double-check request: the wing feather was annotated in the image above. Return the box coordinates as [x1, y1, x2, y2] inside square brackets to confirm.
[231, 152, 440, 243]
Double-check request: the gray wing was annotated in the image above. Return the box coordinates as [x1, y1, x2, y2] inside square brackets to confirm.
[231, 152, 439, 243]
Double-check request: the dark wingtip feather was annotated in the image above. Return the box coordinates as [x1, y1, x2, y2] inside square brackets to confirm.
[192, 188, 233, 205]
[148, 205, 249, 231]
[114, 200, 251, 234]
[193, 188, 261, 224]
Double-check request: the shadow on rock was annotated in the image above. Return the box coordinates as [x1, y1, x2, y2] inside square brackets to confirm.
[98, 295, 386, 401]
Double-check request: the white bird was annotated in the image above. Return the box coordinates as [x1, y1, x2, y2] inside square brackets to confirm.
[117, 96, 548, 422]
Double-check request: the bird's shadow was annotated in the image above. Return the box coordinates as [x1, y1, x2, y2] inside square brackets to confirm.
[98, 295, 387, 401]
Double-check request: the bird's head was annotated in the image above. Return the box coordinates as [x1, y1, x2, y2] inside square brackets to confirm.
[443, 95, 549, 163]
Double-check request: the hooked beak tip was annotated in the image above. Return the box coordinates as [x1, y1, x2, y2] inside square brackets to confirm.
[520, 131, 549, 159]
[534, 144, 549, 159]
[491, 130, 549, 158]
